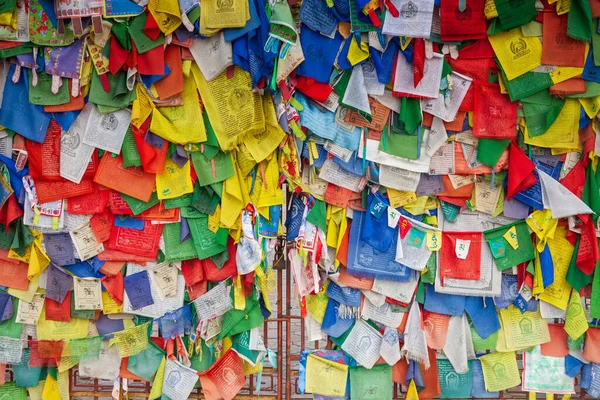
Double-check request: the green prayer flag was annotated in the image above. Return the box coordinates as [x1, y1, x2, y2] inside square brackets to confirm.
[11, 221, 33, 257]
[89, 70, 135, 109]
[484, 220, 535, 270]
[477, 138, 511, 167]
[189, 339, 212, 372]
[438, 359, 473, 398]
[110, 23, 131, 51]
[28, 72, 69, 106]
[162, 222, 198, 262]
[471, 324, 498, 351]
[582, 163, 600, 221]
[500, 68, 553, 102]
[568, 332, 586, 350]
[71, 295, 96, 319]
[380, 115, 422, 160]
[128, 340, 165, 381]
[593, 19, 600, 66]
[164, 193, 193, 209]
[0, 382, 26, 400]
[121, 126, 143, 168]
[211, 247, 230, 269]
[231, 330, 265, 365]
[121, 191, 160, 215]
[306, 199, 327, 233]
[188, 214, 228, 259]
[128, 13, 165, 54]
[567, 237, 594, 291]
[191, 151, 234, 187]
[521, 90, 565, 137]
[568, 0, 593, 41]
[191, 181, 222, 215]
[399, 97, 422, 135]
[0, 0, 16, 14]
[350, 365, 393, 400]
[590, 265, 600, 319]
[0, 223, 15, 250]
[332, 69, 351, 99]
[494, 0, 537, 31]
[219, 289, 263, 339]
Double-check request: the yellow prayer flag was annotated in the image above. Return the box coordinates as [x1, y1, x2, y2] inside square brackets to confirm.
[479, 351, 521, 391]
[488, 28, 543, 80]
[148, 0, 181, 35]
[526, 209, 558, 252]
[305, 354, 349, 397]
[36, 308, 89, 341]
[156, 158, 194, 200]
[234, 274, 246, 310]
[426, 231, 442, 251]
[524, 99, 580, 150]
[8, 277, 39, 303]
[194, 65, 265, 151]
[200, 0, 250, 30]
[564, 289, 589, 339]
[579, 96, 600, 119]
[251, 155, 285, 209]
[101, 291, 123, 315]
[131, 83, 155, 128]
[550, 66, 584, 84]
[538, 235, 574, 310]
[306, 281, 329, 324]
[387, 189, 417, 208]
[244, 96, 287, 163]
[41, 375, 61, 400]
[150, 71, 207, 145]
[406, 379, 420, 400]
[347, 36, 370, 66]
[149, 357, 167, 400]
[499, 306, 550, 350]
[503, 226, 519, 250]
[111, 322, 150, 358]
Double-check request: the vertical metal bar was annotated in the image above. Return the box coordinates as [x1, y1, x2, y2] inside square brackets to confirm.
[277, 265, 284, 400]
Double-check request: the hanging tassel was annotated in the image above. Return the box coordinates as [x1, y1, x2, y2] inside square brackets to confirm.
[424, 40, 433, 59]
[71, 78, 80, 98]
[51, 75, 61, 94]
[11, 64, 21, 84]
[280, 43, 291, 58]
[31, 48, 38, 87]
[449, 44, 459, 59]
[180, 12, 195, 32]
[72, 18, 84, 36]
[57, 19, 65, 35]
[92, 15, 104, 34]
[126, 67, 137, 91]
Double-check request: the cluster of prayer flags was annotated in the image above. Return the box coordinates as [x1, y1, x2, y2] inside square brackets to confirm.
[0, 0, 600, 398]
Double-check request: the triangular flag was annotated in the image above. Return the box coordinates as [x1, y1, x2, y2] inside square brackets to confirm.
[506, 141, 536, 199]
[101, 272, 124, 306]
[538, 168, 593, 219]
